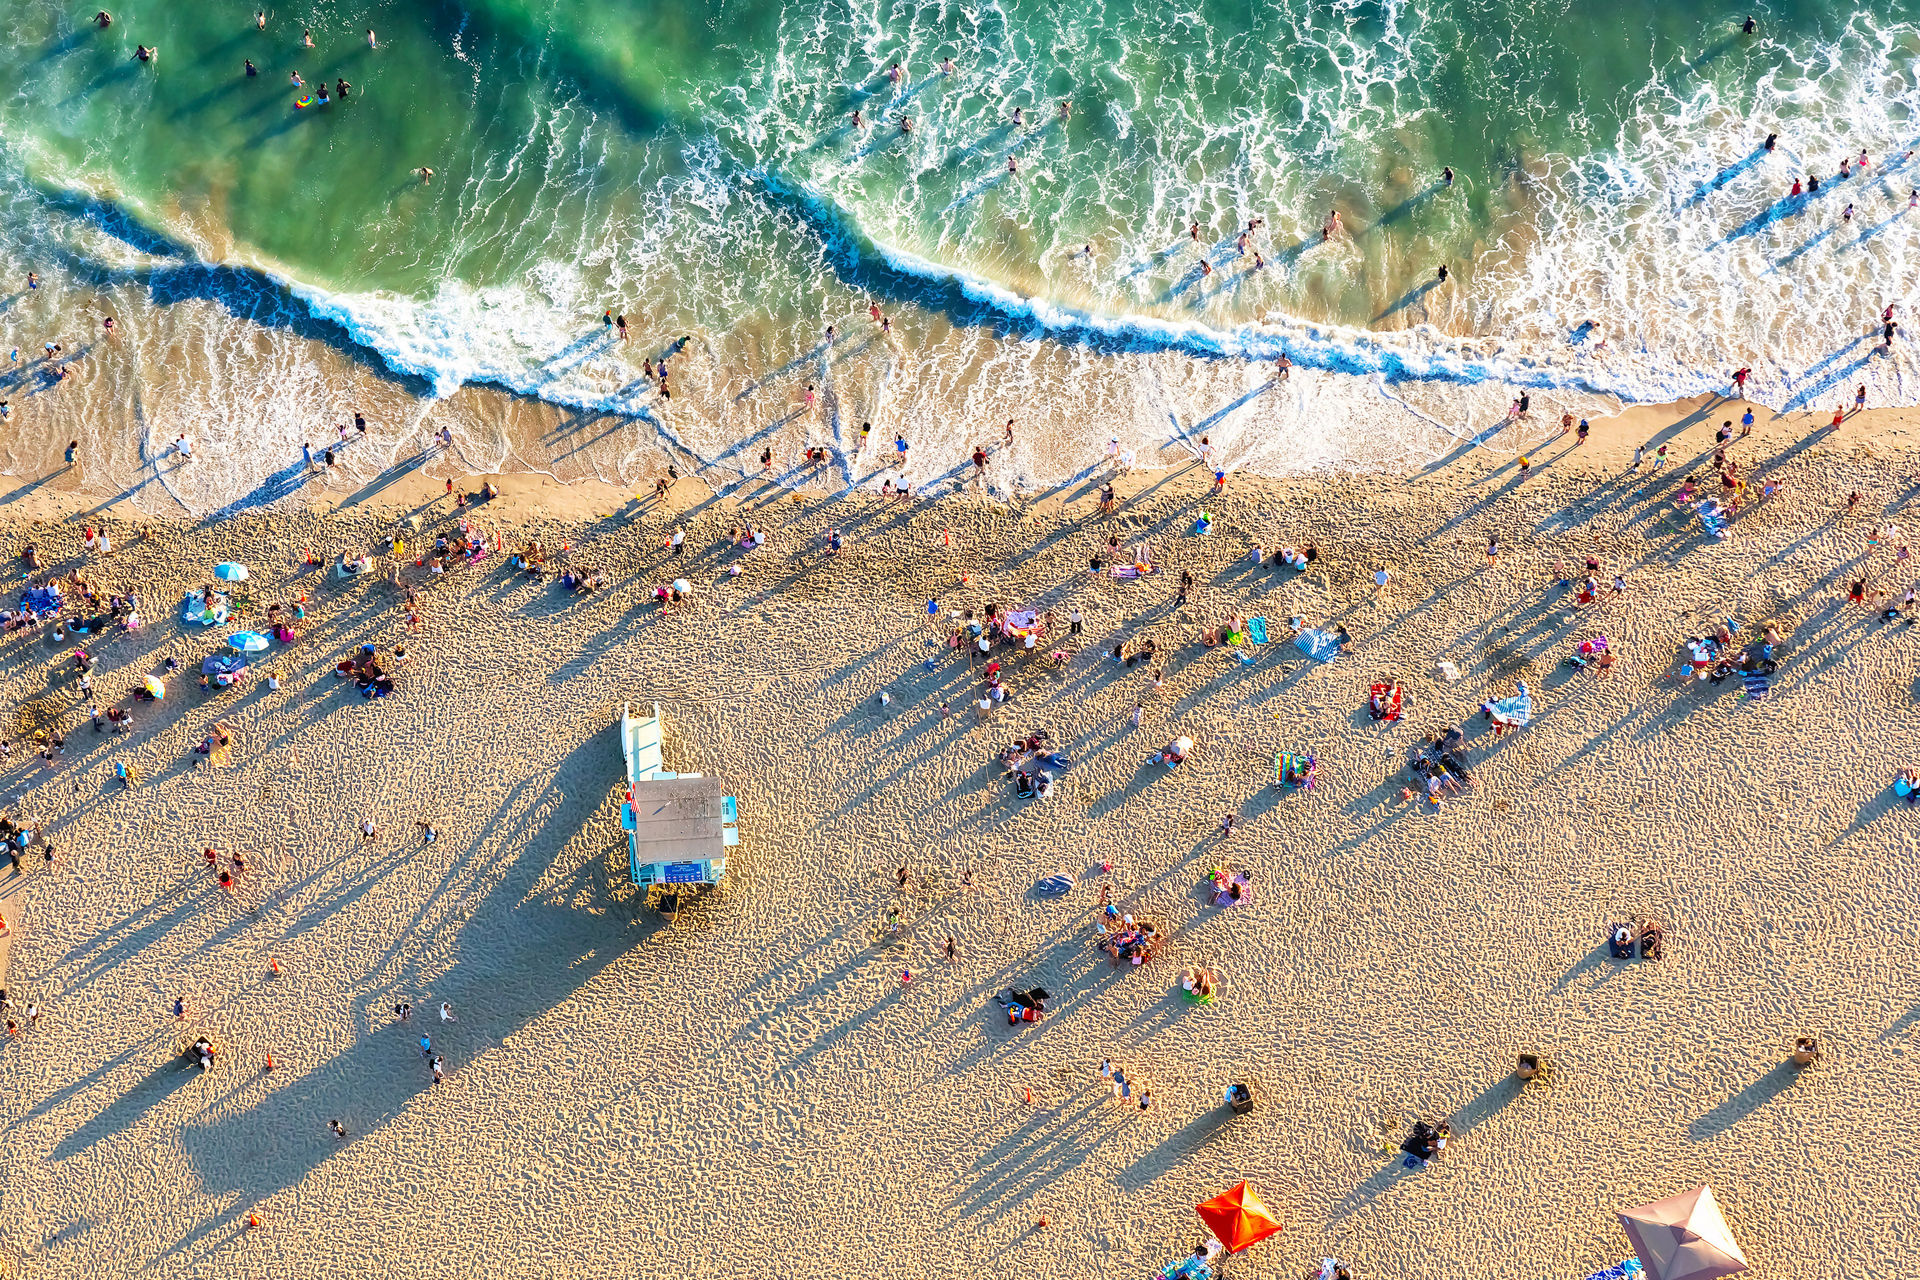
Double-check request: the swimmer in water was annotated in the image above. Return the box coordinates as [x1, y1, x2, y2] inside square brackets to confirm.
[1442, 165, 1454, 186]
[1322, 209, 1341, 240]
[1437, 263, 1449, 282]
[256, 10, 266, 30]
[134, 44, 154, 62]
[1789, 178, 1802, 196]
[887, 61, 902, 85]
[316, 83, 329, 105]
[851, 107, 863, 129]
[416, 166, 434, 183]
[245, 58, 257, 76]
[1742, 14, 1755, 33]
[1083, 243, 1093, 257]
[898, 115, 912, 133]
[1843, 203, 1853, 222]
[95, 10, 111, 27]
[1199, 259, 1211, 277]
[1007, 155, 1018, 175]
[869, 302, 881, 322]
[1059, 101, 1070, 120]
[1764, 132, 1777, 152]
[942, 57, 955, 75]
[1190, 221, 1200, 241]
[1251, 251, 1264, 269]
[290, 70, 302, 87]
[302, 29, 313, 47]
[337, 78, 349, 98]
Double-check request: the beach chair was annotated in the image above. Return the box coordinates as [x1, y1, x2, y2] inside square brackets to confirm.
[722, 794, 740, 847]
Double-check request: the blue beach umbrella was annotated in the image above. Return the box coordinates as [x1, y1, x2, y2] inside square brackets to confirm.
[213, 563, 249, 581]
[228, 631, 270, 653]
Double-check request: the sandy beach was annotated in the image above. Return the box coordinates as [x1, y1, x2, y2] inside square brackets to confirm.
[0, 393, 1917, 1279]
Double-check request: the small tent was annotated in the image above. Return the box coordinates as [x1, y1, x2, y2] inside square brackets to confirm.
[1617, 1184, 1748, 1280]
[1195, 1181, 1282, 1254]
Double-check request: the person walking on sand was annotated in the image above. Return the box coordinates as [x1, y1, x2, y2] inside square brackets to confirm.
[431, 1055, 444, 1084]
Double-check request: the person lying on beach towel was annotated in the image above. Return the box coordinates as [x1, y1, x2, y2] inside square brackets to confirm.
[1368, 682, 1403, 721]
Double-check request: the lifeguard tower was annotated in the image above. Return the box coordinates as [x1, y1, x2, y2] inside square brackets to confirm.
[620, 702, 737, 909]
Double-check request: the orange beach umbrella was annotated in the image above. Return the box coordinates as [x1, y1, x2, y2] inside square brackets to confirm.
[1195, 1181, 1283, 1253]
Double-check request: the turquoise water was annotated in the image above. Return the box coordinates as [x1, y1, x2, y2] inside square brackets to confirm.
[1, 0, 1918, 500]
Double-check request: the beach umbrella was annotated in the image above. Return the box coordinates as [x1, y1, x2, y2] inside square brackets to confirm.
[143, 674, 165, 700]
[228, 632, 270, 654]
[1617, 1184, 1748, 1280]
[213, 562, 249, 581]
[1195, 1181, 1282, 1254]
[672, 579, 691, 595]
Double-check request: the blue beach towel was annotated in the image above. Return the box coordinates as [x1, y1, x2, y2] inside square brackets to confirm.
[1246, 616, 1269, 644]
[1488, 685, 1533, 725]
[1294, 628, 1340, 662]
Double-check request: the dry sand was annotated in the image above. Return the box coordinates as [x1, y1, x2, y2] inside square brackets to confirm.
[0, 396, 1917, 1279]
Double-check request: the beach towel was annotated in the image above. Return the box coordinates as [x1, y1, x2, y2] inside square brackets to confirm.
[23, 585, 61, 613]
[1294, 628, 1341, 662]
[180, 593, 229, 626]
[1275, 752, 1317, 789]
[1487, 684, 1532, 725]
[1742, 671, 1771, 700]
[1110, 564, 1141, 580]
[1035, 874, 1073, 896]
[1246, 616, 1269, 644]
[1581, 1262, 1643, 1280]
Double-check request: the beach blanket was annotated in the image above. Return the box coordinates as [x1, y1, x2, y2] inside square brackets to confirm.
[1275, 751, 1317, 788]
[1581, 1262, 1643, 1280]
[1294, 628, 1341, 662]
[1111, 564, 1141, 580]
[23, 585, 61, 613]
[1487, 685, 1533, 725]
[1004, 609, 1037, 630]
[1035, 874, 1073, 896]
[1742, 671, 1771, 700]
[1246, 616, 1269, 644]
[180, 593, 230, 626]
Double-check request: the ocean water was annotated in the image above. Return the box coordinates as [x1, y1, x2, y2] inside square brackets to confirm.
[0, 0, 1916, 509]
